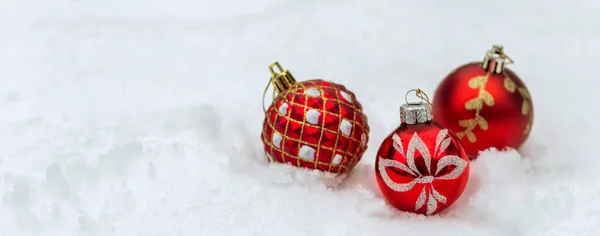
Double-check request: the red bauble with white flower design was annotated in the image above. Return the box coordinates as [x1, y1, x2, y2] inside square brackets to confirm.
[261, 62, 369, 175]
[375, 90, 470, 215]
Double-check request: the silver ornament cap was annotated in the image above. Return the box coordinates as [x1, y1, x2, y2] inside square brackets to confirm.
[400, 103, 432, 124]
[481, 44, 514, 74]
[401, 88, 433, 124]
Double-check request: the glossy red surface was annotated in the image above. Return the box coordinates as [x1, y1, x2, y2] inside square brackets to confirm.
[261, 79, 370, 174]
[433, 62, 534, 159]
[375, 121, 470, 215]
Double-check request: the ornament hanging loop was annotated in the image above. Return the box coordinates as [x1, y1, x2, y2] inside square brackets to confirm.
[482, 44, 514, 74]
[261, 77, 274, 113]
[493, 45, 514, 64]
[262, 62, 297, 113]
[405, 88, 431, 105]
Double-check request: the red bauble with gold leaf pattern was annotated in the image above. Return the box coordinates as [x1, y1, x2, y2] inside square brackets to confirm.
[262, 79, 370, 174]
[375, 95, 470, 216]
[432, 46, 534, 159]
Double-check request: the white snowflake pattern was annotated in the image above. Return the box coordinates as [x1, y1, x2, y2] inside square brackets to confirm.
[377, 129, 468, 215]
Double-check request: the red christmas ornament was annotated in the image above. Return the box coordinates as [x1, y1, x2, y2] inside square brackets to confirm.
[261, 62, 370, 175]
[375, 89, 470, 215]
[432, 45, 534, 159]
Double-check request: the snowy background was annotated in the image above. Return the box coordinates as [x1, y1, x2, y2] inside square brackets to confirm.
[1, 0, 599, 235]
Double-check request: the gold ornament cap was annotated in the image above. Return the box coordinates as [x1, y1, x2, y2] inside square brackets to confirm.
[269, 62, 297, 93]
[262, 62, 298, 112]
[400, 89, 433, 124]
[481, 45, 514, 74]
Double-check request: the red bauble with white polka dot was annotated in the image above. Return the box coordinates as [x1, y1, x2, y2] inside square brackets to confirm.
[261, 62, 370, 175]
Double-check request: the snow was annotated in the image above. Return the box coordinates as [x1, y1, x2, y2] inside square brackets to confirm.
[1, 0, 600, 235]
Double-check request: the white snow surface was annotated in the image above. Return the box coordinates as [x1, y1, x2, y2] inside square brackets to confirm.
[1, 0, 600, 235]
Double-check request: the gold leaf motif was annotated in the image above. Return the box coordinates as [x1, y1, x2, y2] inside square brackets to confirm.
[466, 131, 476, 142]
[458, 74, 492, 144]
[465, 98, 483, 110]
[507, 80, 533, 136]
[468, 76, 487, 89]
[522, 101, 529, 115]
[459, 72, 534, 145]
[480, 91, 495, 106]
[477, 116, 489, 130]
[518, 87, 530, 99]
[504, 77, 516, 93]
[458, 119, 477, 130]
[458, 120, 470, 128]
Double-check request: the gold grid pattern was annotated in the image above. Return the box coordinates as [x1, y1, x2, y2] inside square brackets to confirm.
[261, 80, 370, 174]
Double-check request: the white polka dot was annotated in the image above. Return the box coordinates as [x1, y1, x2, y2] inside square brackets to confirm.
[340, 91, 352, 102]
[278, 102, 289, 116]
[332, 154, 343, 165]
[272, 132, 283, 149]
[299, 145, 316, 161]
[339, 119, 352, 136]
[305, 88, 321, 97]
[305, 109, 321, 125]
